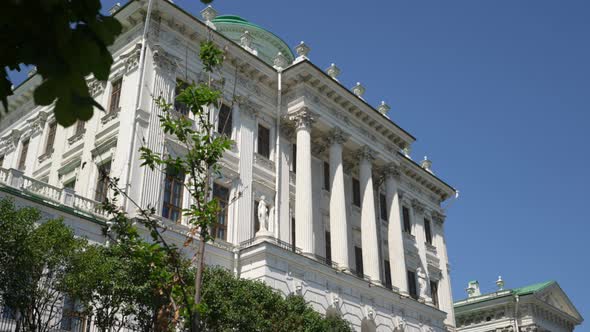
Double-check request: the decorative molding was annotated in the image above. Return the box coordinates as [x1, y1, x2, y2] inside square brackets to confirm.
[27, 112, 48, 136]
[120, 43, 142, 74]
[101, 108, 120, 124]
[289, 107, 316, 130]
[326, 63, 341, 81]
[153, 46, 179, 75]
[356, 145, 375, 162]
[327, 127, 348, 145]
[412, 198, 425, 215]
[382, 162, 401, 180]
[431, 210, 445, 224]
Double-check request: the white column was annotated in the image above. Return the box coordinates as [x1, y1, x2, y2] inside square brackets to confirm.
[277, 126, 293, 242]
[384, 163, 409, 295]
[358, 146, 381, 283]
[328, 128, 350, 270]
[234, 104, 256, 244]
[290, 108, 315, 255]
[433, 212, 456, 328]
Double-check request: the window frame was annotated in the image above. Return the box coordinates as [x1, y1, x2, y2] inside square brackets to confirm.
[212, 183, 230, 241]
[161, 167, 185, 222]
[108, 78, 123, 114]
[407, 270, 418, 300]
[354, 246, 364, 278]
[323, 161, 330, 191]
[379, 193, 388, 221]
[257, 124, 271, 159]
[424, 218, 433, 245]
[45, 121, 57, 155]
[430, 280, 439, 308]
[217, 104, 233, 137]
[18, 139, 29, 171]
[325, 230, 332, 264]
[174, 79, 190, 115]
[384, 260, 392, 289]
[352, 178, 361, 207]
[402, 206, 412, 234]
[94, 161, 111, 203]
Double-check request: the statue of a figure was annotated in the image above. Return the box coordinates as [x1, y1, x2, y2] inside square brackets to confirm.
[416, 267, 431, 302]
[257, 195, 269, 232]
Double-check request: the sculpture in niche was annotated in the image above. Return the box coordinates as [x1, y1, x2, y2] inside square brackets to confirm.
[256, 195, 273, 237]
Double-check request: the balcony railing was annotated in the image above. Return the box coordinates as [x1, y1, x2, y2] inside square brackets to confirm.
[0, 167, 110, 220]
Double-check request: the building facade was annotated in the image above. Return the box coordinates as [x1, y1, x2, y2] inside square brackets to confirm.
[0, 1, 458, 331]
[454, 280, 583, 332]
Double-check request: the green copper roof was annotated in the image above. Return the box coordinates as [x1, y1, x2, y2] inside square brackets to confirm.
[512, 280, 555, 296]
[211, 15, 295, 65]
[454, 280, 556, 308]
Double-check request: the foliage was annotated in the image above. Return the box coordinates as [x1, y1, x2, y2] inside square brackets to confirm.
[0, 0, 123, 126]
[200, 267, 353, 332]
[0, 198, 87, 332]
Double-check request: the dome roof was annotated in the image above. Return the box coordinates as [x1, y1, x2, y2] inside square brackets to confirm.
[212, 15, 295, 66]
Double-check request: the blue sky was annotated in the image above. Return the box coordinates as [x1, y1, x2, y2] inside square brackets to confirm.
[8, 0, 590, 327]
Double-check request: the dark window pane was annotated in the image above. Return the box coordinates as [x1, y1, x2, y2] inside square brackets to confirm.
[109, 78, 122, 114]
[18, 140, 29, 171]
[323, 162, 330, 191]
[45, 122, 57, 154]
[352, 178, 361, 207]
[162, 167, 184, 222]
[430, 280, 439, 308]
[74, 121, 85, 136]
[408, 270, 418, 299]
[95, 161, 111, 203]
[212, 183, 230, 241]
[217, 104, 233, 137]
[384, 260, 392, 289]
[354, 246, 363, 277]
[380, 193, 387, 220]
[291, 217, 296, 251]
[257, 125, 270, 158]
[325, 231, 331, 264]
[254, 200, 260, 232]
[424, 218, 433, 245]
[403, 206, 412, 234]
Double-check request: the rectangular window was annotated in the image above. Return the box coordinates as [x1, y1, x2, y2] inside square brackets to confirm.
[380, 193, 387, 221]
[74, 120, 85, 136]
[291, 217, 296, 252]
[257, 125, 270, 158]
[0, 155, 4, 168]
[384, 260, 392, 289]
[18, 139, 29, 171]
[108, 78, 122, 114]
[354, 246, 363, 278]
[95, 161, 111, 203]
[60, 296, 78, 331]
[64, 179, 76, 189]
[217, 104, 233, 137]
[212, 183, 229, 241]
[323, 161, 330, 191]
[424, 218, 433, 245]
[174, 79, 190, 115]
[254, 200, 260, 233]
[325, 231, 331, 265]
[45, 122, 57, 154]
[352, 178, 361, 207]
[291, 144, 297, 173]
[402, 206, 412, 234]
[408, 270, 418, 300]
[430, 280, 439, 308]
[161, 166, 184, 222]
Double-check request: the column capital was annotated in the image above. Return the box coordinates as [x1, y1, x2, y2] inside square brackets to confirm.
[382, 162, 401, 180]
[411, 198, 425, 215]
[431, 210, 446, 224]
[327, 127, 349, 145]
[289, 107, 316, 130]
[356, 145, 376, 162]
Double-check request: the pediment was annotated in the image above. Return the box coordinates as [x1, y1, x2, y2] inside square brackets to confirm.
[536, 283, 583, 323]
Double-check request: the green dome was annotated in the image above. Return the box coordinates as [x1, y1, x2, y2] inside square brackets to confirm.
[212, 15, 295, 66]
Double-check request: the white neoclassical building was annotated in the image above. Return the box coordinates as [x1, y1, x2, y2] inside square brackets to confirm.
[0, 1, 458, 331]
[454, 279, 583, 332]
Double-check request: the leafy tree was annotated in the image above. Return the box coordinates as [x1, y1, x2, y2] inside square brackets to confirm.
[200, 267, 353, 332]
[0, 198, 87, 332]
[0, 0, 122, 125]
